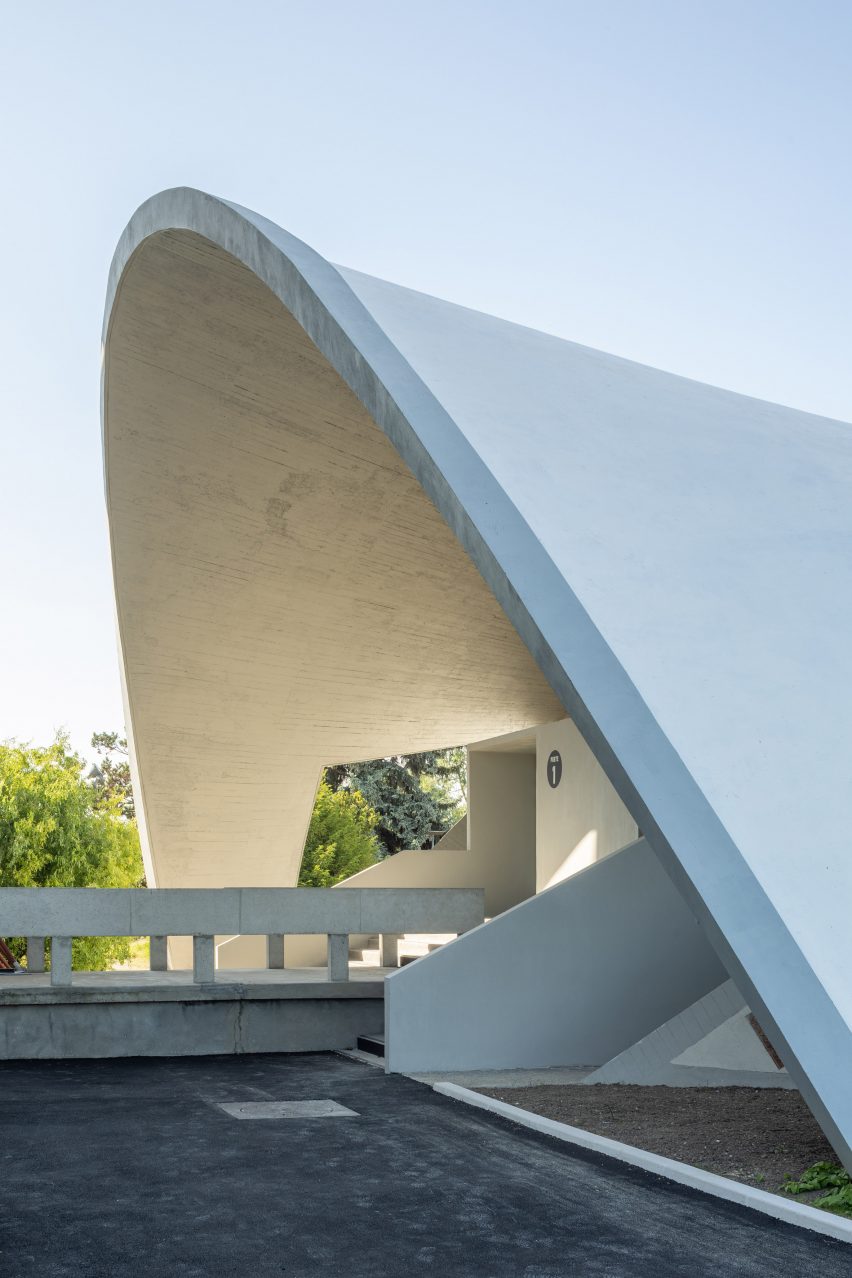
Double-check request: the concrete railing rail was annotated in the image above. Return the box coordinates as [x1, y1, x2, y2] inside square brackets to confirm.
[0, 887, 484, 988]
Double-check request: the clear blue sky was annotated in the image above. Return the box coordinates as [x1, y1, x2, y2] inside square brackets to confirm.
[1, 0, 850, 759]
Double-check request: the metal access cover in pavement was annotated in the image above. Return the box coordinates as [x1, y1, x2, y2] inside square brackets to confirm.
[216, 1099, 359, 1119]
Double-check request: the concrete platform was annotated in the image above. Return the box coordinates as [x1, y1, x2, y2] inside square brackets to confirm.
[0, 965, 389, 1001]
[1, 1052, 849, 1276]
[0, 969, 387, 1059]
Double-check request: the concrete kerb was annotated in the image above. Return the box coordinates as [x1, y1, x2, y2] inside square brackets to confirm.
[432, 1081, 852, 1247]
[337, 1047, 384, 1069]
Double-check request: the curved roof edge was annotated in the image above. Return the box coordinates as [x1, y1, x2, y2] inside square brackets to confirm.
[102, 188, 852, 1166]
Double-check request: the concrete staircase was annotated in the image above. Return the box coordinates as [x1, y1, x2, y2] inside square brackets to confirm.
[352, 934, 458, 1061]
[356, 1032, 385, 1059]
[349, 933, 456, 967]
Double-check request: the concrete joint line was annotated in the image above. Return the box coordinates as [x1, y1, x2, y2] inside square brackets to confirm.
[234, 997, 245, 1054]
[431, 1082, 852, 1246]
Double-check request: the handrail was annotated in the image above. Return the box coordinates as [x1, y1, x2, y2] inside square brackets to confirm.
[0, 886, 485, 988]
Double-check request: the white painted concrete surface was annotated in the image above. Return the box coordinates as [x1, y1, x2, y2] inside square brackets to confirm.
[340, 261, 852, 1033]
[385, 839, 726, 1073]
[673, 1008, 787, 1074]
[586, 978, 793, 1088]
[102, 188, 852, 1166]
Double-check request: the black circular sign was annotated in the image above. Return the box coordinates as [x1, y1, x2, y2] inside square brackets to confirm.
[546, 750, 562, 789]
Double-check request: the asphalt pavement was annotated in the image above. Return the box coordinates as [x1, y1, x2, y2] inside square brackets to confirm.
[1, 1051, 850, 1276]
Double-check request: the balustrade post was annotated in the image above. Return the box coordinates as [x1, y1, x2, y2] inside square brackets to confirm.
[266, 934, 285, 969]
[149, 936, 168, 972]
[379, 933, 401, 969]
[193, 935, 215, 984]
[26, 937, 45, 973]
[327, 933, 349, 982]
[50, 937, 72, 987]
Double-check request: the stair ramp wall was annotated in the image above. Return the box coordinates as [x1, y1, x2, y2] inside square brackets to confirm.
[385, 838, 726, 1074]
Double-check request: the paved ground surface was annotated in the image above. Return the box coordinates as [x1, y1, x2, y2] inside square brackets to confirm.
[2, 1053, 851, 1277]
[476, 1083, 840, 1198]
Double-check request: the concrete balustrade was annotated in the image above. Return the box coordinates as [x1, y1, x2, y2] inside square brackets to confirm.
[0, 887, 484, 988]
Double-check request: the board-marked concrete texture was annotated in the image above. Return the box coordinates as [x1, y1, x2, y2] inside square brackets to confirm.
[104, 230, 561, 892]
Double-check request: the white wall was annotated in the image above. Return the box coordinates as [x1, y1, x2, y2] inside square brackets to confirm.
[535, 719, 638, 892]
[467, 750, 536, 913]
[385, 838, 726, 1073]
[435, 815, 466, 850]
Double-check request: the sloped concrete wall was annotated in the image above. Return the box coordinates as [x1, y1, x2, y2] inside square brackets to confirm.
[585, 979, 793, 1088]
[385, 839, 726, 1073]
[435, 815, 467, 851]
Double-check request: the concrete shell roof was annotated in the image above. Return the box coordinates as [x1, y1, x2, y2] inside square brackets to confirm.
[103, 188, 852, 1164]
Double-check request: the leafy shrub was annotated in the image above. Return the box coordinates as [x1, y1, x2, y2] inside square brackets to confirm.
[298, 780, 379, 887]
[325, 749, 466, 856]
[782, 1161, 852, 1218]
[0, 734, 144, 969]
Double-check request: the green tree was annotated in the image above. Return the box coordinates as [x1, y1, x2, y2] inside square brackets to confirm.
[0, 733, 144, 969]
[326, 748, 466, 857]
[422, 746, 467, 815]
[90, 730, 135, 820]
[298, 779, 380, 886]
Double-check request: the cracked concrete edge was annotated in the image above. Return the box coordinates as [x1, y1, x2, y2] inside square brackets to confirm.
[431, 1082, 852, 1246]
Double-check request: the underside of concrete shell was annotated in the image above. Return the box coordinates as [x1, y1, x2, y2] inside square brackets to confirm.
[104, 229, 561, 891]
[103, 188, 852, 1168]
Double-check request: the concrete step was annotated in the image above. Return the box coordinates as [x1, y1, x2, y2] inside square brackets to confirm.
[350, 933, 454, 966]
[356, 1033, 385, 1059]
[349, 935, 380, 961]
